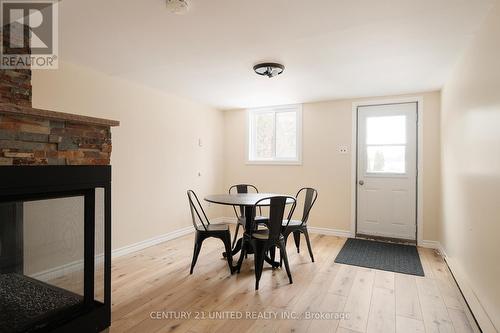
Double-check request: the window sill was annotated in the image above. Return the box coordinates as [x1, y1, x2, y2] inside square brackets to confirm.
[246, 160, 302, 166]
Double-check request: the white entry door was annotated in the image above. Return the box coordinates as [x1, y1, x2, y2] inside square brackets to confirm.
[356, 102, 417, 241]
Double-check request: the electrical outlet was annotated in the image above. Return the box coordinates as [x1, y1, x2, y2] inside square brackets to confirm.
[338, 145, 349, 154]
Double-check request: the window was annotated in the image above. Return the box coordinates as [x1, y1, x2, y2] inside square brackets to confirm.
[247, 105, 302, 164]
[365, 115, 407, 173]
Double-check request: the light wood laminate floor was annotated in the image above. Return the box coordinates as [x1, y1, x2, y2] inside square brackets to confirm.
[73, 227, 479, 333]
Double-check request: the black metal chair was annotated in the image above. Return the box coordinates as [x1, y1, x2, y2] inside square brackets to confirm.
[229, 184, 268, 248]
[282, 187, 318, 262]
[187, 190, 233, 275]
[236, 195, 296, 290]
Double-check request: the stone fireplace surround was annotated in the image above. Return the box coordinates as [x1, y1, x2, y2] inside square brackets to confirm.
[1, 19, 119, 165]
[0, 69, 119, 166]
[1, 25, 119, 333]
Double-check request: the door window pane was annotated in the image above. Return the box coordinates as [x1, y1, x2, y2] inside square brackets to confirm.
[276, 111, 297, 158]
[366, 116, 406, 144]
[254, 112, 274, 159]
[367, 146, 406, 173]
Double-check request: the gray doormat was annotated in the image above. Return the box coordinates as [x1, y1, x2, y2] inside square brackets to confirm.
[334, 238, 424, 276]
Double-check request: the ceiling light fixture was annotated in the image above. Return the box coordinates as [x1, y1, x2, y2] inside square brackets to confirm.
[253, 62, 285, 78]
[166, 0, 189, 14]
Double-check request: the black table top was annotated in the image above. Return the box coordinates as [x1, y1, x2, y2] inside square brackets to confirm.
[204, 193, 295, 206]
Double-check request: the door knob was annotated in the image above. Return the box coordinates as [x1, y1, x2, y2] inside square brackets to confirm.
[358, 180, 364, 185]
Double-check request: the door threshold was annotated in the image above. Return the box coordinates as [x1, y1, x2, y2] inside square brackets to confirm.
[356, 233, 416, 246]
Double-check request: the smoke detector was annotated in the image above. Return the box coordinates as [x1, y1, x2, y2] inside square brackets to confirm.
[166, 0, 189, 14]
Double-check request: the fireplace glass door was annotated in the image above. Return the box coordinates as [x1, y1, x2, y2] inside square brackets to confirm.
[0, 190, 104, 332]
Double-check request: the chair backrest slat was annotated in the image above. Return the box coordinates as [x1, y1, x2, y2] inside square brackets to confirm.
[236, 184, 249, 194]
[297, 187, 318, 225]
[187, 190, 210, 231]
[229, 184, 261, 217]
[255, 196, 296, 241]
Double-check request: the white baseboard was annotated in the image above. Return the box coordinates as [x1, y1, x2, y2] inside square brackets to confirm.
[212, 217, 354, 239]
[112, 225, 194, 258]
[444, 254, 497, 333]
[307, 226, 353, 238]
[31, 225, 195, 282]
[31, 259, 85, 282]
[419, 240, 496, 333]
[420, 240, 445, 254]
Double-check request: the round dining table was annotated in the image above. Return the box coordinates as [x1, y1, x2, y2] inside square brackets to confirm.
[204, 193, 295, 268]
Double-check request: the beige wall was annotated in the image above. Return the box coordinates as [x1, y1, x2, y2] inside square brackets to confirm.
[29, 64, 441, 268]
[440, 3, 500, 331]
[32, 61, 225, 250]
[223, 91, 441, 241]
[24, 197, 84, 277]
[22, 189, 105, 288]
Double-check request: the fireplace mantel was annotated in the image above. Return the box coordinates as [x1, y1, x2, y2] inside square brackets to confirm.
[0, 103, 120, 127]
[0, 103, 119, 166]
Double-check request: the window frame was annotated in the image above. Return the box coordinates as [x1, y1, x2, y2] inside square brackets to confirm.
[246, 104, 302, 165]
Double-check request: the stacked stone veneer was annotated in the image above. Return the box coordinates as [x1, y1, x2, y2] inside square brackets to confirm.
[0, 113, 112, 165]
[0, 25, 117, 166]
[0, 69, 32, 107]
[1, 22, 32, 106]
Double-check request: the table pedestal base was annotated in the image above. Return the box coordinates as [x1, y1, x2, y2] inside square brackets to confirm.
[223, 237, 280, 269]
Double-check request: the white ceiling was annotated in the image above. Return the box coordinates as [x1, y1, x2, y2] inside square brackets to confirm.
[59, 0, 495, 109]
